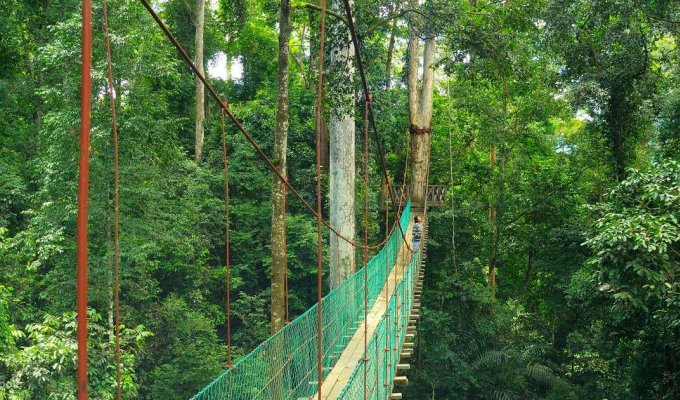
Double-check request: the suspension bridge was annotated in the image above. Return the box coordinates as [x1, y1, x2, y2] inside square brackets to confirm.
[73, 0, 439, 399]
[192, 203, 429, 400]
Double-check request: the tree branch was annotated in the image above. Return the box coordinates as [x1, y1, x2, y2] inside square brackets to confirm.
[292, 2, 348, 25]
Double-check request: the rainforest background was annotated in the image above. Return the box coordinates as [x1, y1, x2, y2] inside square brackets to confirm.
[0, 0, 679, 399]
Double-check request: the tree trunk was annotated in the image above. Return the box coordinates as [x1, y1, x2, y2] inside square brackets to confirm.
[194, 0, 205, 162]
[408, 6, 435, 206]
[448, 104, 457, 273]
[271, 0, 292, 334]
[329, 0, 356, 289]
[488, 146, 497, 290]
[226, 53, 232, 82]
[385, 1, 399, 89]
[319, 111, 330, 170]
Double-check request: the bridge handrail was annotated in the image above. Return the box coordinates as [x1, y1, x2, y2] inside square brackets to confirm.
[191, 201, 412, 399]
[337, 244, 421, 399]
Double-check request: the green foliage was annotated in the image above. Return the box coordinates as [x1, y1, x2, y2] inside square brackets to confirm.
[1, 0, 679, 397]
[0, 283, 14, 351]
[585, 161, 679, 319]
[1, 309, 150, 400]
[144, 296, 223, 400]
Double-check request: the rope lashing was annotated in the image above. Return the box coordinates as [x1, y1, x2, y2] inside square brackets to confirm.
[409, 125, 433, 135]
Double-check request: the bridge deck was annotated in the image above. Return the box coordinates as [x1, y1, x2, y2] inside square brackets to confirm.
[315, 215, 418, 399]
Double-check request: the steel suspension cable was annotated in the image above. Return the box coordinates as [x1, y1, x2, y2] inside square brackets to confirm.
[384, 198, 389, 387]
[362, 97, 370, 400]
[284, 184, 289, 323]
[339, 0, 419, 255]
[76, 0, 92, 397]
[314, 0, 328, 398]
[102, 0, 121, 397]
[138, 0, 394, 252]
[339, 0, 393, 205]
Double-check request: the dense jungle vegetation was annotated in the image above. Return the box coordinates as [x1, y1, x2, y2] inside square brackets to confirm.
[1, 0, 679, 399]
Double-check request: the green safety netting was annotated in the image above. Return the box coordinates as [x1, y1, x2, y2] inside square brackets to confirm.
[191, 201, 412, 400]
[338, 244, 421, 399]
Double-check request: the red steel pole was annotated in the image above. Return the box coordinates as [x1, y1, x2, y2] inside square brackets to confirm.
[77, 0, 92, 397]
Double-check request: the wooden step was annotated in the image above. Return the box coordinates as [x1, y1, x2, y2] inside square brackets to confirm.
[394, 376, 409, 385]
[400, 351, 413, 359]
[403, 342, 414, 349]
[397, 363, 411, 371]
[390, 393, 403, 399]
[405, 333, 415, 341]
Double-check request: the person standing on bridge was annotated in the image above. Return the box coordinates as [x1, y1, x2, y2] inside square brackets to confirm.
[412, 216, 422, 251]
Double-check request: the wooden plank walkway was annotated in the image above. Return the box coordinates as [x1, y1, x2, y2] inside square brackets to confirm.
[314, 215, 419, 399]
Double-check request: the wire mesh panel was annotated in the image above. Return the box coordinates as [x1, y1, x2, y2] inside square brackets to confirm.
[191, 202, 412, 400]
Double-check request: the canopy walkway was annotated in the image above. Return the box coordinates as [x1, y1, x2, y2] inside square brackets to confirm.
[192, 202, 428, 400]
[71, 1, 434, 399]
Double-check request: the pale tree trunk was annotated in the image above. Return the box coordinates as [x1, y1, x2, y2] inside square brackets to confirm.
[488, 146, 497, 290]
[408, 1, 435, 206]
[271, 0, 292, 334]
[319, 117, 329, 170]
[194, 0, 205, 162]
[226, 48, 232, 82]
[407, 2, 420, 127]
[488, 0, 511, 294]
[448, 94, 457, 273]
[329, 0, 356, 289]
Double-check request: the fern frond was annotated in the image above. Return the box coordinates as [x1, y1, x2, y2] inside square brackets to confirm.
[523, 363, 556, 387]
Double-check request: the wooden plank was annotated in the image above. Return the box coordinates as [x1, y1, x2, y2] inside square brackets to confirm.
[390, 393, 403, 399]
[397, 363, 411, 370]
[394, 376, 409, 385]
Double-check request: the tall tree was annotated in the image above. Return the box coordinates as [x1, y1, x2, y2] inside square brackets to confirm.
[329, 0, 356, 289]
[271, 0, 292, 334]
[194, 0, 206, 162]
[546, 0, 655, 181]
[408, 0, 435, 205]
[385, 0, 401, 90]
